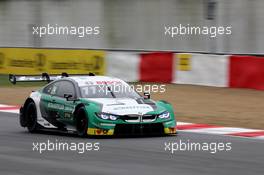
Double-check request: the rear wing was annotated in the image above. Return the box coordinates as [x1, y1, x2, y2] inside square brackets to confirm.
[9, 72, 95, 84]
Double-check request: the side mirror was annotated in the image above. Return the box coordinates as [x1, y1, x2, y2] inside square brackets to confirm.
[143, 92, 150, 99]
[64, 94, 73, 101]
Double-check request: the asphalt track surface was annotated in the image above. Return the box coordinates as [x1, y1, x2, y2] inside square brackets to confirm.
[0, 112, 263, 175]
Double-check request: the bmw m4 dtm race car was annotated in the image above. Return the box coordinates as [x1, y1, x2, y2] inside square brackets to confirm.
[10, 73, 177, 136]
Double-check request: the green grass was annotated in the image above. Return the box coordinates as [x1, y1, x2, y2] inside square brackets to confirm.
[0, 74, 45, 87]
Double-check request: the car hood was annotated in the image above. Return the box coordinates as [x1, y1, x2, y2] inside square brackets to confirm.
[84, 98, 161, 115]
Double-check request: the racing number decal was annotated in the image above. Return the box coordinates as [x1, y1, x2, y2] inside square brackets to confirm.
[177, 53, 192, 71]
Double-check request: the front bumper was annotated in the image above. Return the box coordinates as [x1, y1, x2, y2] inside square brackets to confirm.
[87, 111, 177, 136]
[87, 128, 115, 136]
[87, 122, 177, 136]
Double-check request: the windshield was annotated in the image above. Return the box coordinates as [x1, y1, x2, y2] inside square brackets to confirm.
[80, 83, 141, 99]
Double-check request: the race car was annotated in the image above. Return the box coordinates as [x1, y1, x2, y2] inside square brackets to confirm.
[10, 73, 177, 136]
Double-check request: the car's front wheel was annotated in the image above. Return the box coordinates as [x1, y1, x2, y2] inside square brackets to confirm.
[76, 107, 88, 137]
[25, 102, 38, 132]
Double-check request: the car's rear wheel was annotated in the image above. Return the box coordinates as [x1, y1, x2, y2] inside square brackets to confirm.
[25, 102, 38, 132]
[76, 107, 88, 137]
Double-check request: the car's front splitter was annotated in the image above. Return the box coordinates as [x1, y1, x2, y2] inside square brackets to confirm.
[87, 126, 177, 136]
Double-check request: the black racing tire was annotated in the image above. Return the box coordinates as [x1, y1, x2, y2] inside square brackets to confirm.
[25, 102, 38, 133]
[76, 107, 88, 137]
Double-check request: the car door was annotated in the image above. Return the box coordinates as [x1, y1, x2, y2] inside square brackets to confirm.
[40, 81, 63, 127]
[51, 80, 77, 126]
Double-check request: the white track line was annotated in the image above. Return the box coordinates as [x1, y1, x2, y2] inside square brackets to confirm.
[0, 104, 20, 114]
[1, 109, 20, 114]
[255, 136, 264, 140]
[182, 127, 261, 135]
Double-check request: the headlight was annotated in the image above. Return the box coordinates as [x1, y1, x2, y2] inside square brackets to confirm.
[100, 113, 110, 120]
[109, 115, 117, 120]
[158, 111, 170, 119]
[96, 113, 118, 121]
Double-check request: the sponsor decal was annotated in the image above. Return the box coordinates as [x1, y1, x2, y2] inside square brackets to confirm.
[164, 127, 177, 134]
[0, 48, 105, 75]
[35, 53, 46, 71]
[47, 103, 64, 110]
[112, 105, 152, 110]
[96, 80, 122, 85]
[64, 113, 72, 119]
[64, 106, 74, 112]
[177, 53, 192, 71]
[0, 53, 5, 68]
[87, 128, 114, 136]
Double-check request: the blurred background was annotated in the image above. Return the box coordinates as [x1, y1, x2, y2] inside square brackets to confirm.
[0, 0, 263, 54]
[0, 0, 264, 129]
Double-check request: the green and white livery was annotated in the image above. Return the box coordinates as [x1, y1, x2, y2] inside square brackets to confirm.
[14, 73, 177, 136]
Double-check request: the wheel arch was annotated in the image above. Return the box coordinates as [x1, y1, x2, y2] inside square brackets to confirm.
[73, 103, 87, 121]
[24, 98, 35, 108]
[73, 103, 90, 137]
[156, 100, 175, 118]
